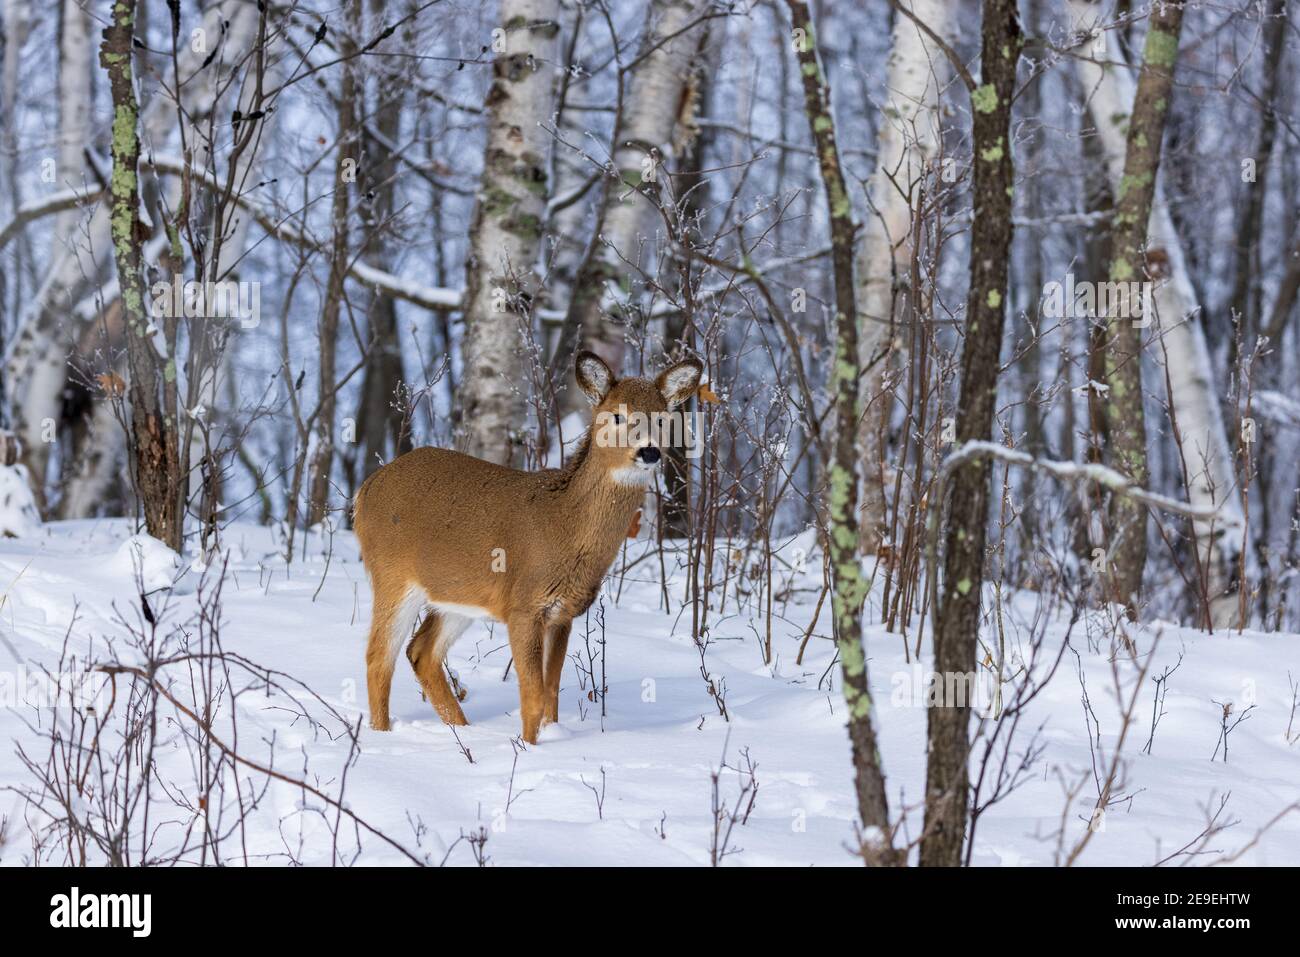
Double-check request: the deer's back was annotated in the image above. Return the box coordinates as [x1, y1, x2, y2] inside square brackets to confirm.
[353, 447, 561, 613]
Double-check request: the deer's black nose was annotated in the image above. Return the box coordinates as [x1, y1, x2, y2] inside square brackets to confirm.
[637, 446, 661, 465]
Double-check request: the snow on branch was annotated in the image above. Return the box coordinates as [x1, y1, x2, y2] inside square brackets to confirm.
[0, 157, 465, 314]
[140, 157, 460, 312]
[937, 440, 1222, 521]
[145, 155, 463, 312]
[0, 185, 105, 249]
[1253, 391, 1300, 430]
[924, 440, 1222, 616]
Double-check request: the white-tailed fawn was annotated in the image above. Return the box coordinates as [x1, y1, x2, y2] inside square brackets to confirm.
[353, 351, 702, 743]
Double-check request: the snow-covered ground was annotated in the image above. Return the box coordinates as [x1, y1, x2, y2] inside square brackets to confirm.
[1, 519, 1297, 866]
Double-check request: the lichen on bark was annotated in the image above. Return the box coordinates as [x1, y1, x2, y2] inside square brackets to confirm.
[787, 0, 897, 862]
[1100, 0, 1186, 619]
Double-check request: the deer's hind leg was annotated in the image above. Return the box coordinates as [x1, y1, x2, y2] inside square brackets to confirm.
[366, 584, 424, 731]
[406, 611, 470, 726]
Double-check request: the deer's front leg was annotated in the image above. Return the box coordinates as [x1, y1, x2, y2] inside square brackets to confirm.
[542, 620, 572, 725]
[508, 614, 547, 743]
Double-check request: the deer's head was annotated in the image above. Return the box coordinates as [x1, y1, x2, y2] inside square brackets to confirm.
[575, 351, 703, 486]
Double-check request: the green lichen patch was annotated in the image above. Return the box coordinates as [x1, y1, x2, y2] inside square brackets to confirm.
[972, 84, 999, 114]
[1144, 29, 1179, 70]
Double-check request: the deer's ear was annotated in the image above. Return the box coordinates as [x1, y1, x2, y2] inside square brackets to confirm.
[656, 357, 703, 408]
[575, 351, 615, 404]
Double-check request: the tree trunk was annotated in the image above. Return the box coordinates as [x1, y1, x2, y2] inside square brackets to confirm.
[856, 0, 951, 554]
[1, 0, 32, 346]
[100, 0, 182, 549]
[1068, 2, 1250, 629]
[7, 0, 257, 510]
[787, 0, 898, 864]
[355, 6, 411, 484]
[56, 0, 92, 236]
[1100, 1, 1185, 617]
[1076, 124, 1115, 565]
[1228, 0, 1286, 353]
[59, 396, 127, 520]
[308, 4, 359, 525]
[457, 0, 561, 465]
[553, 0, 706, 410]
[661, 27, 712, 537]
[541, 4, 596, 368]
[1263, 231, 1300, 345]
[177, 8, 272, 549]
[918, 0, 1020, 868]
[50, 0, 107, 519]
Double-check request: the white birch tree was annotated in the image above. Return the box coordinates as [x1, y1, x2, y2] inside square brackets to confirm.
[555, 0, 708, 409]
[855, 0, 952, 552]
[458, 0, 562, 465]
[5, 0, 260, 510]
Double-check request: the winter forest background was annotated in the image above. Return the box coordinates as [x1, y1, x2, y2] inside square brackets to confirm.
[0, 0, 1297, 866]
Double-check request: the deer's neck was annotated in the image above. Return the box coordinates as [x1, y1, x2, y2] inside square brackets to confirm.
[556, 450, 647, 560]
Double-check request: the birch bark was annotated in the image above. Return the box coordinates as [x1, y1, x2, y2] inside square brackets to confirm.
[458, 0, 561, 465]
[6, 0, 259, 507]
[855, 0, 951, 552]
[554, 0, 706, 411]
